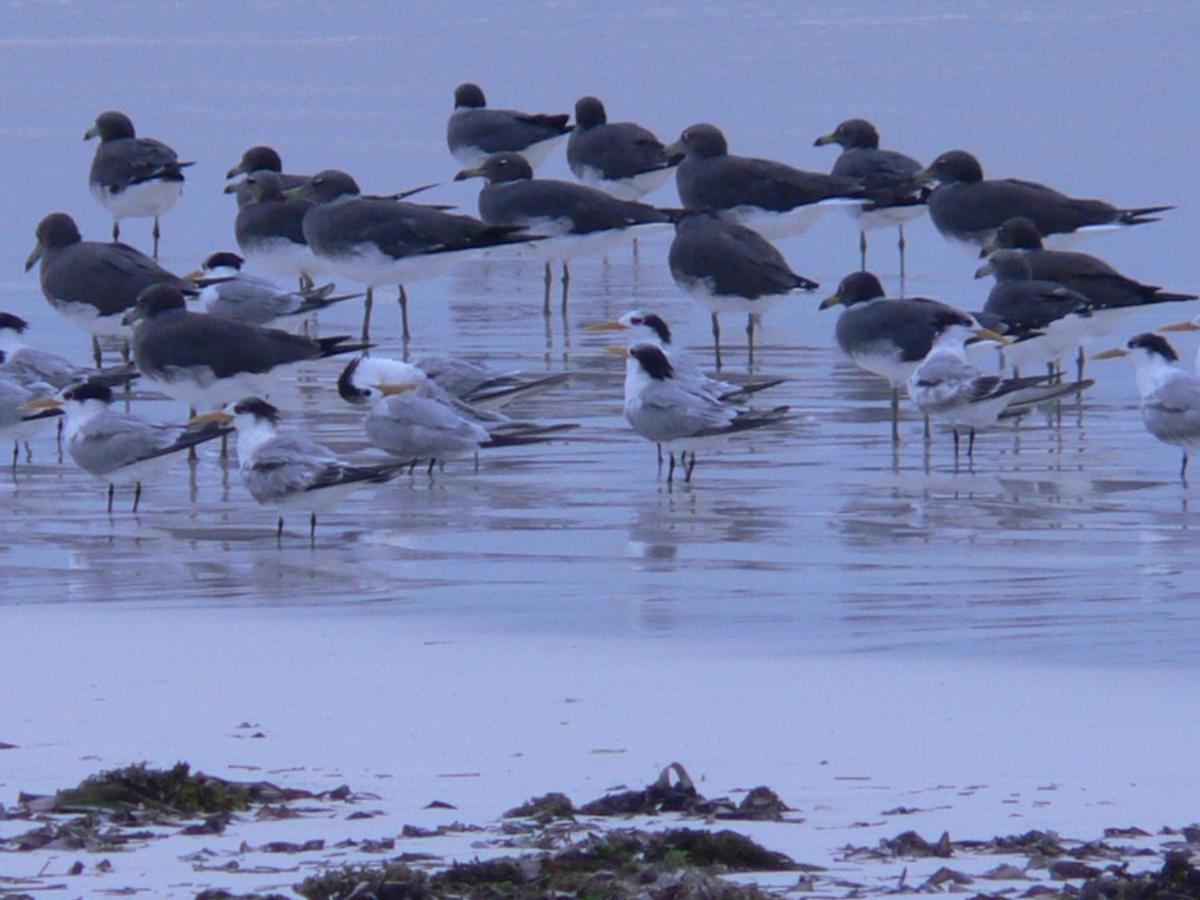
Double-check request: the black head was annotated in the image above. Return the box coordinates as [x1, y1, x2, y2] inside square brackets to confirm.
[836, 271, 886, 305]
[135, 283, 188, 318]
[62, 380, 114, 405]
[0, 313, 29, 334]
[574, 96, 607, 129]
[676, 124, 728, 159]
[629, 312, 671, 344]
[818, 118, 879, 150]
[630, 343, 674, 380]
[1127, 332, 1179, 362]
[230, 145, 283, 178]
[993, 216, 1044, 250]
[232, 396, 281, 423]
[454, 82, 486, 109]
[923, 150, 984, 184]
[465, 152, 534, 184]
[300, 169, 361, 203]
[203, 251, 245, 271]
[34, 212, 83, 249]
[337, 358, 371, 403]
[986, 249, 1033, 281]
[87, 110, 135, 142]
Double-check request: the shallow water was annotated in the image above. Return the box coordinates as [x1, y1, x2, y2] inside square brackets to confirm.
[0, 1, 1198, 667]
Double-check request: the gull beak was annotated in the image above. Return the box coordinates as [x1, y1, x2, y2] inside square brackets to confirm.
[282, 182, 311, 200]
[188, 409, 233, 426]
[813, 132, 837, 147]
[818, 292, 843, 311]
[1090, 348, 1129, 360]
[20, 397, 62, 411]
[583, 320, 628, 333]
[222, 181, 242, 195]
[603, 344, 631, 358]
[1159, 320, 1200, 333]
[911, 167, 935, 184]
[83, 124, 98, 141]
[979, 236, 999, 258]
[662, 139, 685, 159]
[973, 327, 1011, 344]
[120, 307, 145, 326]
[453, 165, 484, 182]
[377, 382, 419, 396]
[226, 162, 247, 179]
[24, 242, 43, 272]
[973, 261, 994, 279]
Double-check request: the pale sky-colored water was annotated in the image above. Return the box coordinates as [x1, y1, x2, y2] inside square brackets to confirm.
[0, 1, 1198, 667]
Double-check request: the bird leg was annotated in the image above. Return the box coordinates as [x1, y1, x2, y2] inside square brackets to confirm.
[542, 262, 552, 316]
[859, 230, 867, 272]
[188, 407, 198, 461]
[152, 216, 161, 259]
[92, 336, 102, 370]
[219, 431, 229, 459]
[1182, 450, 1190, 484]
[656, 443, 663, 467]
[561, 262, 570, 314]
[10, 440, 17, 471]
[632, 237, 639, 262]
[898, 225, 907, 291]
[107, 482, 115, 513]
[891, 388, 901, 444]
[23, 441, 31, 463]
[427, 458, 436, 477]
[924, 414, 931, 440]
[132, 481, 142, 513]
[967, 428, 976, 458]
[667, 451, 676, 483]
[111, 221, 120, 243]
[361, 286, 373, 342]
[309, 512, 317, 542]
[952, 428, 960, 459]
[746, 314, 758, 367]
[685, 452, 697, 483]
[1076, 346, 1086, 383]
[277, 516, 284, 541]
[711, 313, 722, 371]
[398, 284, 410, 342]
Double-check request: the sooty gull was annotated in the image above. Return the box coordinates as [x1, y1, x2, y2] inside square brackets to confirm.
[186, 251, 362, 326]
[908, 312, 1091, 461]
[447, 82, 572, 170]
[980, 216, 1197, 335]
[26, 379, 229, 512]
[616, 342, 791, 484]
[122, 283, 369, 413]
[0, 313, 136, 390]
[916, 150, 1173, 253]
[295, 168, 540, 340]
[664, 123, 864, 239]
[0, 374, 60, 468]
[25, 212, 192, 367]
[1093, 333, 1200, 481]
[337, 357, 577, 476]
[814, 118, 926, 278]
[667, 211, 818, 368]
[566, 96, 680, 201]
[232, 170, 330, 290]
[85, 110, 193, 258]
[819, 271, 999, 441]
[192, 397, 410, 540]
[225, 145, 309, 208]
[976, 249, 1095, 378]
[455, 152, 671, 311]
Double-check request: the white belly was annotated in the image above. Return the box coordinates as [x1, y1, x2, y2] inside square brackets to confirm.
[92, 179, 183, 221]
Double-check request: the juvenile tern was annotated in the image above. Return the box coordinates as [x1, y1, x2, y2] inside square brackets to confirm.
[192, 397, 409, 539]
[447, 82, 572, 170]
[916, 150, 1172, 252]
[617, 343, 790, 483]
[25, 380, 229, 511]
[85, 110, 193, 257]
[664, 123, 864, 239]
[123, 283, 369, 412]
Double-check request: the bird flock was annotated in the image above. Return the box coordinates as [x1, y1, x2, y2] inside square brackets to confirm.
[7, 84, 1200, 539]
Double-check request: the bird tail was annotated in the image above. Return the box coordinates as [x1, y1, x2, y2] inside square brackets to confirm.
[316, 336, 374, 357]
[296, 288, 365, 316]
[791, 273, 820, 291]
[462, 372, 571, 407]
[724, 405, 793, 434]
[718, 377, 787, 404]
[138, 422, 232, 462]
[1143, 289, 1199, 304]
[1000, 379, 1094, 417]
[1118, 205, 1175, 225]
[482, 422, 579, 448]
[514, 113, 572, 134]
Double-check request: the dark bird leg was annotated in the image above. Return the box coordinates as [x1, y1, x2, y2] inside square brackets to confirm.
[711, 313, 722, 371]
[561, 262, 570, 314]
[952, 428, 960, 459]
[152, 216, 161, 259]
[632, 237, 639, 262]
[685, 453, 697, 483]
[107, 483, 115, 513]
[92, 336, 102, 370]
[121, 340, 130, 363]
[1076, 346, 1086, 382]
[667, 451, 676, 483]
[859, 230, 867, 271]
[967, 428, 976, 458]
[111, 221, 120, 243]
[427, 458, 436, 477]
[543, 262, 552, 316]
[10, 440, 17, 471]
[23, 441, 31, 463]
[219, 431, 229, 459]
[361, 286, 374, 342]
[398, 284, 410, 342]
[132, 481, 142, 513]
[1182, 450, 1190, 484]
[897, 225, 907, 291]
[188, 407, 198, 461]
[309, 512, 317, 542]
[890, 388, 901, 444]
[656, 443, 663, 467]
[277, 516, 284, 542]
[746, 314, 758, 367]
[56, 417, 63, 449]
[924, 415, 931, 440]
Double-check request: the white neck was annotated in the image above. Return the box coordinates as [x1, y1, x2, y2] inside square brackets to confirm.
[0, 331, 25, 353]
[234, 415, 279, 463]
[1134, 352, 1180, 397]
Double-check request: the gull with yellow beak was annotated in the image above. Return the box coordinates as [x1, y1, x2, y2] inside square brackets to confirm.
[26, 380, 229, 512]
[191, 397, 410, 540]
[1093, 332, 1200, 481]
[336, 357, 576, 475]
